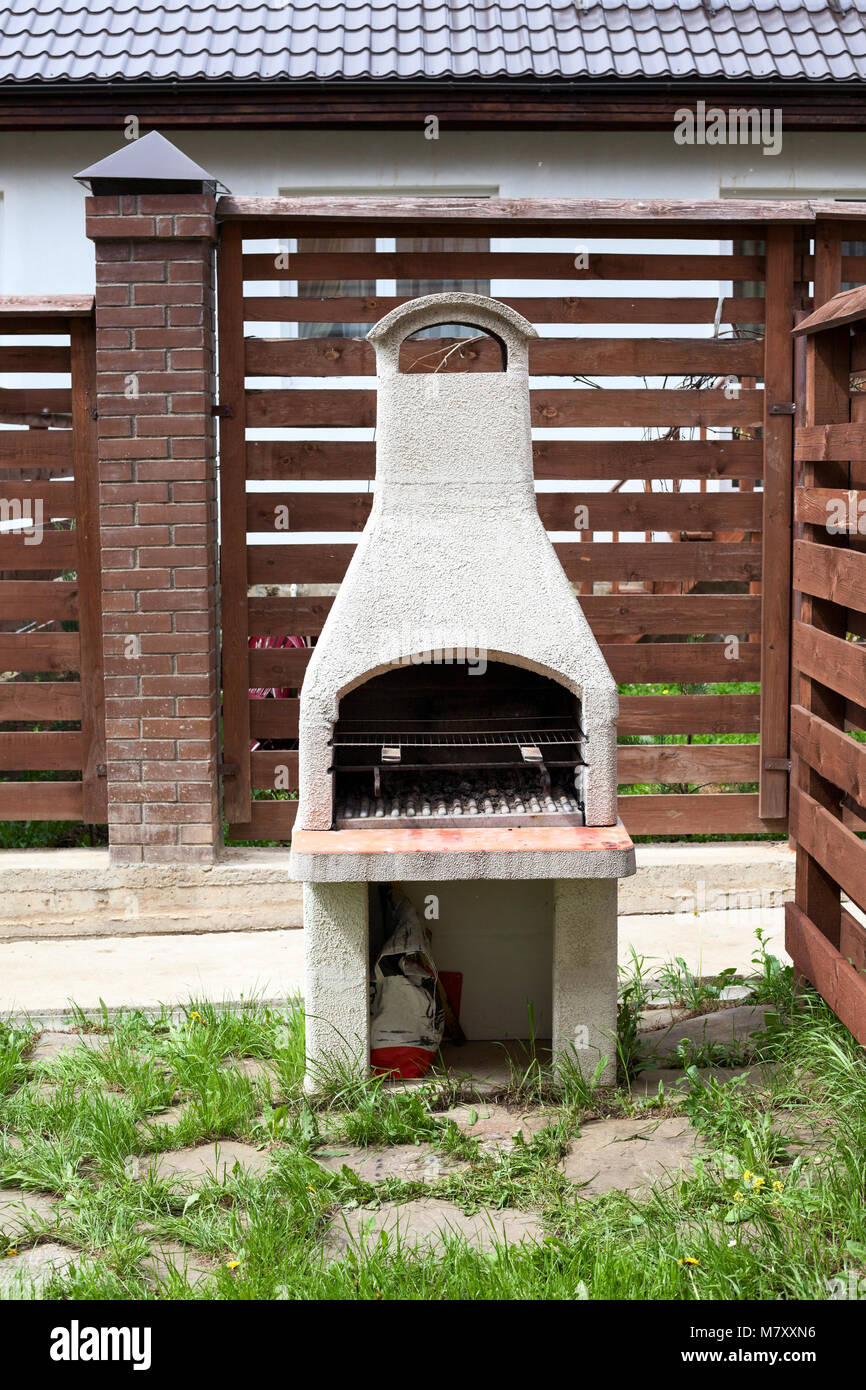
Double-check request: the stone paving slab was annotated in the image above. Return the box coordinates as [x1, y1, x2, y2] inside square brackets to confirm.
[0, 1189, 59, 1240]
[324, 1198, 544, 1259]
[142, 1241, 216, 1288]
[0, 1241, 82, 1298]
[27, 1031, 106, 1061]
[313, 1144, 467, 1184]
[222, 1058, 280, 1096]
[640, 1005, 770, 1060]
[561, 1117, 706, 1195]
[632, 1064, 769, 1098]
[137, 1104, 187, 1132]
[135, 1141, 273, 1185]
[438, 1103, 555, 1152]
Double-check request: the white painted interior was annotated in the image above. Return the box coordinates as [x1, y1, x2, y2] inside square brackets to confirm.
[400, 879, 554, 1039]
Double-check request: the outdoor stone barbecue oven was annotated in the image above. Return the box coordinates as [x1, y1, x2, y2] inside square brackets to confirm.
[289, 292, 636, 1089]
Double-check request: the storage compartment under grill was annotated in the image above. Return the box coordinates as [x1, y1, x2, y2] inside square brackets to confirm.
[332, 662, 586, 828]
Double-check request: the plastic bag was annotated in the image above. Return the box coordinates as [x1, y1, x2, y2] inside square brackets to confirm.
[370, 891, 443, 1079]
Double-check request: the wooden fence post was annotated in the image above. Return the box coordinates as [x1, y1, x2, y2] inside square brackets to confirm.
[69, 312, 107, 824]
[759, 226, 795, 821]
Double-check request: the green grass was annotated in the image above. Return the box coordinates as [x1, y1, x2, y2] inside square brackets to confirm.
[2, 942, 865, 1301]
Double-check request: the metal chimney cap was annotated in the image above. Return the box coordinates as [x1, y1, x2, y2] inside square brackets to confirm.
[74, 131, 228, 196]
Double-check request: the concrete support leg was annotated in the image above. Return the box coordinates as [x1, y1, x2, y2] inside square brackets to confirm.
[303, 882, 369, 1092]
[553, 879, 618, 1084]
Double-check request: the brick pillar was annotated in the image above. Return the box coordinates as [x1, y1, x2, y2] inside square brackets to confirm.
[86, 194, 221, 865]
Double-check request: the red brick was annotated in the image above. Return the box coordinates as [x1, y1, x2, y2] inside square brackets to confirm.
[133, 330, 203, 355]
[87, 215, 155, 239]
[96, 284, 132, 306]
[100, 439, 170, 460]
[134, 282, 204, 306]
[97, 417, 132, 439]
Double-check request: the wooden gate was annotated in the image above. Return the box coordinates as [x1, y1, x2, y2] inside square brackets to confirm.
[214, 197, 832, 844]
[786, 223, 866, 1042]
[0, 296, 106, 824]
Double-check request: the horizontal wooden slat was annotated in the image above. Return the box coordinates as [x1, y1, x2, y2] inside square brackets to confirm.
[791, 704, 866, 810]
[795, 424, 866, 462]
[533, 390, 763, 428]
[785, 901, 866, 1046]
[227, 797, 298, 841]
[246, 541, 763, 586]
[245, 387, 764, 430]
[243, 250, 766, 282]
[0, 730, 82, 771]
[248, 595, 334, 634]
[249, 697, 298, 739]
[219, 194, 821, 235]
[0, 580, 79, 623]
[794, 487, 866, 532]
[246, 335, 766, 379]
[0, 481, 76, 515]
[251, 749, 299, 789]
[618, 694, 760, 735]
[582, 594, 761, 637]
[793, 539, 866, 615]
[245, 438, 764, 482]
[0, 430, 73, 471]
[0, 632, 80, 673]
[791, 784, 866, 914]
[793, 620, 866, 707]
[0, 346, 71, 373]
[245, 593, 762, 640]
[0, 680, 81, 720]
[0, 530, 77, 570]
[0, 388, 72, 414]
[0, 294, 92, 319]
[0, 779, 83, 820]
[244, 295, 764, 326]
[606, 642, 761, 682]
[617, 743, 759, 783]
[247, 640, 760, 686]
[245, 490, 762, 535]
[620, 791, 777, 835]
[248, 646, 308, 684]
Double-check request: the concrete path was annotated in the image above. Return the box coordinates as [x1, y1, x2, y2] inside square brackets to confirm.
[0, 910, 788, 1017]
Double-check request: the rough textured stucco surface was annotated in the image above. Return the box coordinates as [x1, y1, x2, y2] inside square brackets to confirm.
[303, 881, 369, 1089]
[553, 878, 618, 1084]
[295, 292, 619, 835]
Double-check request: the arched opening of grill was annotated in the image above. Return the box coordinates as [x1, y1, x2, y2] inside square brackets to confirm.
[331, 661, 587, 828]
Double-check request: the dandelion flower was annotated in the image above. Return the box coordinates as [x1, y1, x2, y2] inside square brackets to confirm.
[226, 1260, 241, 1269]
[683, 1258, 699, 1266]
[189, 1011, 201, 1021]
[5, 1248, 18, 1257]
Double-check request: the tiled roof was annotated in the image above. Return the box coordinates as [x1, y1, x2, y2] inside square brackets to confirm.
[2, 0, 866, 85]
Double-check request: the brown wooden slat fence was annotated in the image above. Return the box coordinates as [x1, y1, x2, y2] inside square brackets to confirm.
[215, 199, 806, 843]
[0, 296, 106, 824]
[786, 225, 866, 1041]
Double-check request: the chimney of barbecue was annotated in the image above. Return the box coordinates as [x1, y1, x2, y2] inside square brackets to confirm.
[295, 292, 619, 830]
